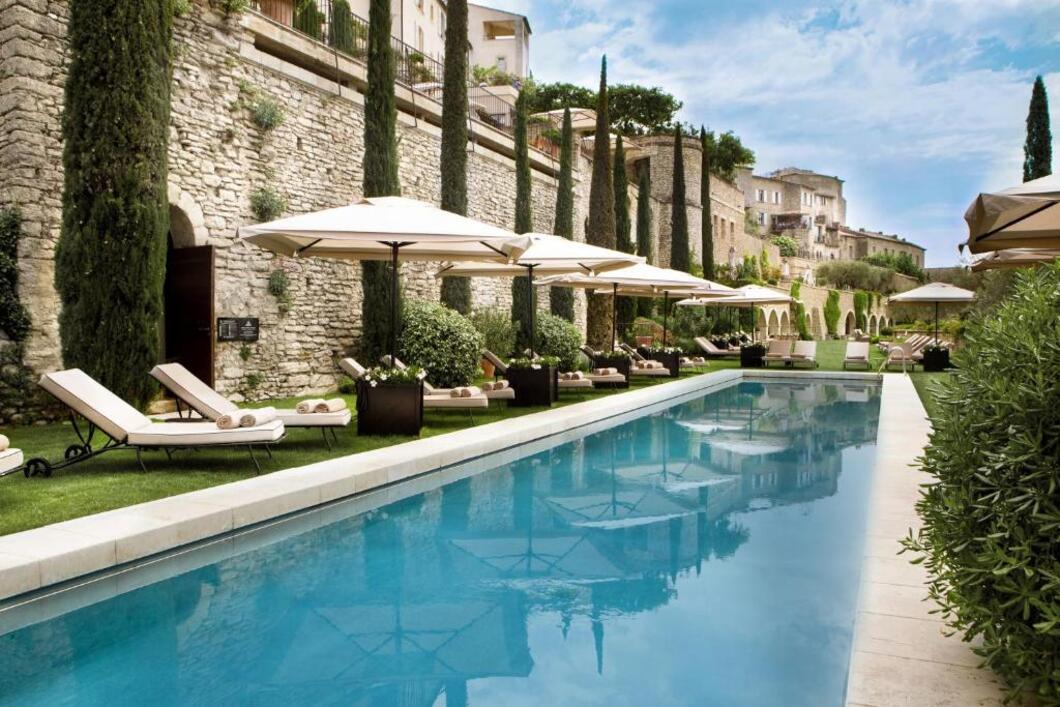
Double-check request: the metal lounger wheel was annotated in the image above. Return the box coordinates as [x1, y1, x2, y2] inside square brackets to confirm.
[23, 458, 53, 479]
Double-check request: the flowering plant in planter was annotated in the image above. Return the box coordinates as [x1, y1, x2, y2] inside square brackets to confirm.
[361, 365, 427, 387]
[507, 355, 560, 370]
[646, 344, 683, 355]
[922, 343, 949, 353]
[592, 350, 632, 364]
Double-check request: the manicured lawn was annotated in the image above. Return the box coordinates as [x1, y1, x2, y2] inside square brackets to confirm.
[0, 339, 886, 536]
[910, 371, 949, 423]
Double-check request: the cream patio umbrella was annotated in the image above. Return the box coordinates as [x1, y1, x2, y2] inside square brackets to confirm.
[435, 233, 642, 356]
[887, 282, 975, 343]
[963, 173, 1060, 254]
[537, 263, 736, 349]
[970, 248, 1060, 272]
[239, 196, 524, 367]
[676, 284, 794, 342]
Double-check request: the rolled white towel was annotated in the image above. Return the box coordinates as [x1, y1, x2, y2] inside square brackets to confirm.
[240, 407, 277, 428]
[592, 368, 607, 376]
[463, 386, 482, 397]
[313, 399, 347, 414]
[216, 412, 242, 429]
[450, 387, 467, 398]
[494, 380, 509, 389]
[560, 372, 570, 380]
[297, 398, 326, 414]
[0, 434, 8, 452]
[481, 381, 495, 391]
[570, 371, 584, 380]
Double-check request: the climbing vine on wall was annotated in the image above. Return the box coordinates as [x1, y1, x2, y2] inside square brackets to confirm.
[853, 290, 869, 330]
[0, 208, 30, 343]
[824, 290, 841, 337]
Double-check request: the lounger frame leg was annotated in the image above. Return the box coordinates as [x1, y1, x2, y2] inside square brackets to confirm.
[321, 427, 332, 451]
[247, 445, 261, 474]
[136, 447, 147, 473]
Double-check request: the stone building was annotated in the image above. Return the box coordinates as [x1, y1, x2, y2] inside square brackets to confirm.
[839, 227, 926, 268]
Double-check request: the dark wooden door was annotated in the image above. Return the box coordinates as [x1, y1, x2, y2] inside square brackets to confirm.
[164, 244, 215, 387]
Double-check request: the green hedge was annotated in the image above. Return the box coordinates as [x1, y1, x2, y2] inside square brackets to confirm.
[470, 307, 515, 358]
[398, 300, 483, 388]
[824, 290, 840, 337]
[534, 312, 582, 371]
[903, 262, 1060, 703]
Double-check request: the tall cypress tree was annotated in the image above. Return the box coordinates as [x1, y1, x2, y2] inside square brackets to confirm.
[669, 126, 690, 273]
[511, 88, 534, 351]
[585, 56, 617, 348]
[700, 125, 714, 278]
[1024, 75, 1052, 182]
[635, 161, 654, 318]
[613, 135, 635, 334]
[360, 0, 401, 361]
[438, 0, 472, 313]
[550, 107, 575, 322]
[56, 0, 172, 407]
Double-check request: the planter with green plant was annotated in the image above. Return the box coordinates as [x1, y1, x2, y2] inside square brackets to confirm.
[592, 350, 632, 383]
[740, 343, 766, 368]
[920, 344, 950, 372]
[356, 365, 426, 436]
[506, 356, 559, 407]
[638, 344, 683, 378]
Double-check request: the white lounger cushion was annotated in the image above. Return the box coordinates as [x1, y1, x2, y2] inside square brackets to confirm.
[151, 364, 239, 419]
[127, 420, 284, 446]
[484, 387, 516, 400]
[39, 369, 152, 442]
[587, 373, 626, 384]
[790, 341, 817, 359]
[338, 358, 367, 380]
[845, 342, 870, 360]
[630, 367, 670, 376]
[274, 409, 353, 427]
[423, 394, 489, 409]
[0, 448, 23, 474]
[558, 378, 594, 389]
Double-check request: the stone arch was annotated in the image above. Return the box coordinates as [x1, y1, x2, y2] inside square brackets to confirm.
[811, 308, 823, 339]
[844, 311, 855, 336]
[868, 314, 877, 336]
[167, 184, 209, 248]
[767, 310, 780, 338]
[756, 308, 767, 340]
[780, 310, 790, 336]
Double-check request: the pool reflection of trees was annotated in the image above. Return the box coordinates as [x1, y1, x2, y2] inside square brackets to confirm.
[1, 383, 880, 706]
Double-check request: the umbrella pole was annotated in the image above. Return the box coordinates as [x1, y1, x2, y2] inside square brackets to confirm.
[611, 283, 618, 351]
[528, 264, 535, 358]
[390, 242, 399, 369]
[663, 292, 669, 345]
[934, 301, 939, 344]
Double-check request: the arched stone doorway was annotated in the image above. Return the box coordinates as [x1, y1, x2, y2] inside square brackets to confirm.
[163, 190, 215, 386]
[868, 314, 877, 336]
[767, 310, 779, 338]
[780, 310, 790, 336]
[810, 308, 822, 339]
[844, 311, 855, 337]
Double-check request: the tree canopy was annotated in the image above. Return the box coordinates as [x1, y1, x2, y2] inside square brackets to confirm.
[526, 81, 683, 137]
[1023, 75, 1052, 182]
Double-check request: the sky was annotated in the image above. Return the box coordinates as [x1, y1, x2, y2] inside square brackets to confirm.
[484, 0, 1060, 267]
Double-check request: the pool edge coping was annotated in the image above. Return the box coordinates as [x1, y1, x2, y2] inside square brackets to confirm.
[844, 373, 1004, 706]
[0, 369, 881, 606]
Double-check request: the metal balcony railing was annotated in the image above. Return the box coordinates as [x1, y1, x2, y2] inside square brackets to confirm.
[250, 0, 555, 158]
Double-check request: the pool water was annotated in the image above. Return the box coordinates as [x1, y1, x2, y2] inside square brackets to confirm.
[0, 380, 882, 706]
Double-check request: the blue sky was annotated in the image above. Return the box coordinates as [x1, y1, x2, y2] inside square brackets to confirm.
[486, 0, 1060, 266]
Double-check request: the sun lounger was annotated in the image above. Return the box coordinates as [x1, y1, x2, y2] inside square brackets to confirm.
[694, 337, 739, 359]
[619, 344, 671, 376]
[485, 349, 621, 390]
[762, 339, 793, 367]
[885, 343, 919, 371]
[788, 340, 818, 368]
[150, 363, 351, 449]
[0, 435, 23, 477]
[338, 357, 367, 380]
[383, 355, 514, 402]
[843, 341, 872, 370]
[32, 369, 284, 475]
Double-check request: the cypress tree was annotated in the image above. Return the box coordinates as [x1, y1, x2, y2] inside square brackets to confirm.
[1024, 75, 1052, 182]
[56, 0, 172, 407]
[669, 126, 690, 273]
[585, 56, 617, 348]
[550, 107, 575, 322]
[360, 0, 401, 361]
[511, 88, 534, 351]
[438, 0, 472, 313]
[635, 161, 654, 318]
[700, 125, 714, 278]
[613, 135, 635, 334]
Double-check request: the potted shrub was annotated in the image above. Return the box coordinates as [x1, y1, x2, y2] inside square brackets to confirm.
[639, 344, 682, 378]
[592, 350, 632, 386]
[920, 344, 950, 372]
[740, 343, 766, 368]
[507, 356, 559, 407]
[471, 307, 516, 378]
[357, 366, 425, 436]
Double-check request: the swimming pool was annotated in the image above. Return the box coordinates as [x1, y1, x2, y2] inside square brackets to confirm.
[0, 379, 881, 706]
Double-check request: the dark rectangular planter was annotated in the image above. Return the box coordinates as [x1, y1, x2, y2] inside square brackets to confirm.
[592, 356, 631, 388]
[357, 381, 423, 436]
[740, 347, 766, 368]
[507, 365, 558, 407]
[921, 348, 950, 372]
[639, 349, 681, 378]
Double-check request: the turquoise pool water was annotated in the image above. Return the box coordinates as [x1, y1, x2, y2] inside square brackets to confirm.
[0, 380, 881, 706]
